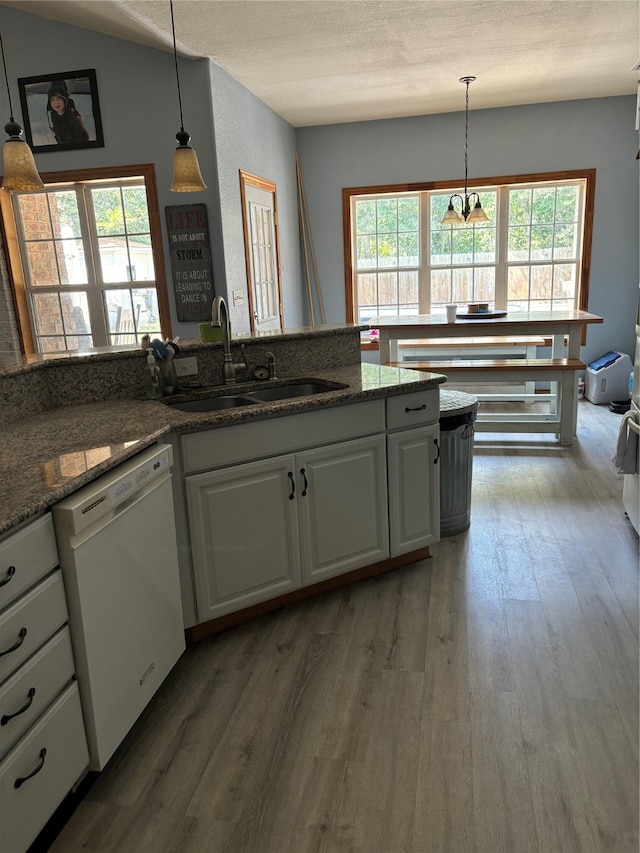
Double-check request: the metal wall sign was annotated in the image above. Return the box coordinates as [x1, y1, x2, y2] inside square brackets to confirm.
[165, 203, 215, 322]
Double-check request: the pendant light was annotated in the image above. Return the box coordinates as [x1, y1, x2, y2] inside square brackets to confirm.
[169, 0, 206, 192]
[441, 76, 488, 225]
[0, 29, 43, 191]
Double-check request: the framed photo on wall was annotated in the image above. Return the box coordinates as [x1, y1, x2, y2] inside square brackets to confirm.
[18, 68, 104, 153]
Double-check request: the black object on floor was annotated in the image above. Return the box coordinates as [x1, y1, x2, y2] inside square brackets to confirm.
[609, 400, 631, 413]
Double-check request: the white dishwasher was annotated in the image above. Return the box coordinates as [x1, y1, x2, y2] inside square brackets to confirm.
[52, 443, 185, 771]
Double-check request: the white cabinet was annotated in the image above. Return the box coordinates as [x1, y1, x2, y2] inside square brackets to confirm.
[0, 513, 89, 852]
[386, 389, 441, 555]
[186, 434, 388, 620]
[387, 425, 440, 555]
[186, 455, 302, 620]
[297, 435, 388, 585]
[177, 391, 439, 626]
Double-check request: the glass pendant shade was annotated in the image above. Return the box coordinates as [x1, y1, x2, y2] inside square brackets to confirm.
[171, 135, 207, 192]
[2, 122, 43, 191]
[441, 203, 463, 224]
[467, 200, 489, 223]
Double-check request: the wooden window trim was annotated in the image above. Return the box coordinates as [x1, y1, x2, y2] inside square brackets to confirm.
[343, 169, 596, 329]
[0, 163, 171, 356]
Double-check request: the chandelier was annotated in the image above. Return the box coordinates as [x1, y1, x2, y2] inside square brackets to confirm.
[441, 76, 488, 225]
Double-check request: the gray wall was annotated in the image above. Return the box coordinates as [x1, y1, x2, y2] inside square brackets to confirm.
[296, 97, 640, 362]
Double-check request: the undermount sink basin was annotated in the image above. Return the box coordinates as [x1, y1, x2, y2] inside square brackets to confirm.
[165, 380, 349, 413]
[168, 395, 255, 412]
[244, 382, 345, 402]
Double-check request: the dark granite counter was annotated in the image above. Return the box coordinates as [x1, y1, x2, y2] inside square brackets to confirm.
[0, 362, 444, 536]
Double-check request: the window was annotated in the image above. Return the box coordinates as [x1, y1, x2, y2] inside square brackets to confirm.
[0, 164, 171, 354]
[344, 170, 595, 325]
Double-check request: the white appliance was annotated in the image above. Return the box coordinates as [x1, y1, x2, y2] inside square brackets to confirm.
[622, 287, 640, 534]
[585, 350, 633, 404]
[52, 444, 185, 771]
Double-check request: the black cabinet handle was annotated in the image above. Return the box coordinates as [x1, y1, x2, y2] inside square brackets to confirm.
[14, 747, 46, 788]
[0, 566, 15, 587]
[405, 404, 427, 412]
[1, 687, 36, 725]
[434, 438, 440, 464]
[288, 471, 295, 500]
[300, 468, 308, 497]
[0, 627, 27, 657]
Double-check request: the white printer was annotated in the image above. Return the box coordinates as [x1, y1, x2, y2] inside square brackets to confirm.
[585, 351, 633, 404]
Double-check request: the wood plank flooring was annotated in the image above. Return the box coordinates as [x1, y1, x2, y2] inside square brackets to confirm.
[49, 401, 638, 853]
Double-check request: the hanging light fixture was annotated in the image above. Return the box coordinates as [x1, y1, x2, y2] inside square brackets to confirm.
[441, 76, 488, 225]
[169, 0, 206, 192]
[0, 29, 43, 191]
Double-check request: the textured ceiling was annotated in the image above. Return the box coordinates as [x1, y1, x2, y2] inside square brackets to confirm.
[2, 0, 639, 126]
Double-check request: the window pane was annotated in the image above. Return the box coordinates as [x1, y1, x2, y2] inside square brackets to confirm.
[98, 236, 130, 283]
[356, 235, 376, 269]
[56, 239, 88, 284]
[531, 225, 553, 260]
[475, 267, 496, 303]
[92, 188, 125, 236]
[377, 198, 397, 233]
[474, 227, 496, 263]
[531, 187, 555, 224]
[431, 268, 452, 304]
[509, 188, 531, 225]
[123, 186, 150, 236]
[33, 291, 92, 351]
[128, 238, 155, 282]
[552, 264, 577, 300]
[556, 186, 579, 222]
[25, 241, 59, 287]
[553, 224, 578, 259]
[531, 265, 553, 300]
[452, 268, 473, 303]
[378, 271, 398, 307]
[377, 234, 397, 267]
[508, 266, 530, 302]
[397, 197, 418, 231]
[451, 227, 474, 265]
[398, 232, 418, 266]
[431, 229, 451, 265]
[508, 226, 530, 261]
[355, 199, 376, 234]
[357, 272, 377, 307]
[398, 271, 418, 308]
[430, 194, 451, 228]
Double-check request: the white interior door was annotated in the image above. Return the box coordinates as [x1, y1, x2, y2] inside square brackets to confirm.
[240, 171, 283, 333]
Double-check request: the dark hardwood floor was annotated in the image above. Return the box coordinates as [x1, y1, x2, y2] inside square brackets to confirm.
[48, 400, 639, 853]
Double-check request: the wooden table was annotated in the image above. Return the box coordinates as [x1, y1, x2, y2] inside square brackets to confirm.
[369, 310, 604, 444]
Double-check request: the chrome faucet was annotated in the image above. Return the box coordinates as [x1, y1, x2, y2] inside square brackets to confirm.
[211, 295, 246, 384]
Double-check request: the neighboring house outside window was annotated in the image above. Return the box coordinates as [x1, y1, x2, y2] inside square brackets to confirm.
[0, 164, 171, 355]
[344, 170, 595, 326]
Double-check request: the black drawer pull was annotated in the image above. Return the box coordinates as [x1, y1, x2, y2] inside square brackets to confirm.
[405, 404, 427, 412]
[0, 566, 15, 587]
[434, 438, 441, 464]
[14, 747, 46, 788]
[1, 687, 36, 725]
[288, 471, 295, 500]
[300, 468, 308, 497]
[0, 627, 27, 657]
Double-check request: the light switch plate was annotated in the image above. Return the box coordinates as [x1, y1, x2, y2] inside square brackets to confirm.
[232, 289, 244, 306]
[175, 357, 198, 377]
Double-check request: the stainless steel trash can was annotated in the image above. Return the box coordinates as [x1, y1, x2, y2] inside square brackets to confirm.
[439, 389, 478, 537]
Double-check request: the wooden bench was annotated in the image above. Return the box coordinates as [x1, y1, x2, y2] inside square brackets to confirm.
[386, 357, 586, 445]
[394, 336, 549, 401]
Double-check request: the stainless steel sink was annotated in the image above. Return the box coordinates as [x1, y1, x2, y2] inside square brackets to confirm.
[244, 382, 344, 402]
[168, 395, 255, 412]
[165, 380, 349, 413]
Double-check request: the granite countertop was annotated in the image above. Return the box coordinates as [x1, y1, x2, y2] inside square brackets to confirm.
[0, 363, 444, 536]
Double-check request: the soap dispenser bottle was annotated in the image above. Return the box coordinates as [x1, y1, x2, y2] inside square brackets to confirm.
[146, 349, 163, 400]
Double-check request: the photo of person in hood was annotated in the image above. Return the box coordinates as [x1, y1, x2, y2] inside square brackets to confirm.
[47, 80, 90, 145]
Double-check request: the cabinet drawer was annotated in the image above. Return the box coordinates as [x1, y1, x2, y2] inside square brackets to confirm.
[0, 572, 67, 683]
[0, 514, 59, 611]
[0, 682, 88, 853]
[0, 627, 75, 760]
[386, 389, 439, 430]
[181, 399, 385, 473]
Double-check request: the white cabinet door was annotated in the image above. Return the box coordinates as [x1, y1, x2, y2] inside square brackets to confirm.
[186, 455, 302, 621]
[297, 435, 389, 585]
[387, 424, 440, 555]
